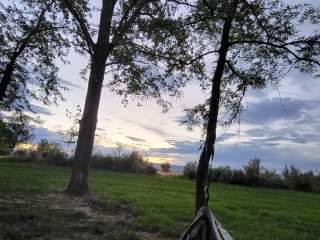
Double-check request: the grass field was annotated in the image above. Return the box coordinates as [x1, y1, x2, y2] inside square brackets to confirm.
[0, 162, 319, 240]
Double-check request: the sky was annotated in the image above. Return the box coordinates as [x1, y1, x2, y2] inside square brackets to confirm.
[26, 0, 320, 172]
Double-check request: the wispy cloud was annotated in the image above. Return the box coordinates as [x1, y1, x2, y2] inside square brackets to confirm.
[59, 78, 82, 90]
[29, 104, 53, 116]
[126, 136, 146, 143]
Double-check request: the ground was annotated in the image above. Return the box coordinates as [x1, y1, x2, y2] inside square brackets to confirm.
[0, 193, 136, 240]
[0, 162, 320, 240]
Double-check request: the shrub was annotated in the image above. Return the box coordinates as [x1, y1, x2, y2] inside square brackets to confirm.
[35, 140, 68, 165]
[244, 158, 261, 186]
[12, 149, 28, 157]
[90, 151, 156, 175]
[145, 164, 157, 175]
[160, 162, 171, 172]
[210, 166, 232, 183]
[260, 168, 284, 188]
[0, 147, 11, 155]
[45, 147, 68, 166]
[207, 160, 320, 193]
[230, 169, 246, 185]
[183, 162, 197, 179]
[295, 172, 314, 192]
[283, 166, 319, 192]
[37, 139, 51, 155]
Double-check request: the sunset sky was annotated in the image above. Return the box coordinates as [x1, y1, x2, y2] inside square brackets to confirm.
[27, 0, 320, 171]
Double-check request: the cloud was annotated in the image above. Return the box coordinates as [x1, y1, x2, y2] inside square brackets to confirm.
[216, 132, 237, 142]
[243, 98, 320, 124]
[32, 127, 61, 143]
[31, 126, 118, 155]
[245, 126, 320, 145]
[29, 104, 53, 116]
[126, 136, 146, 142]
[140, 125, 170, 137]
[151, 140, 201, 155]
[58, 78, 82, 90]
[214, 141, 320, 172]
[173, 115, 187, 125]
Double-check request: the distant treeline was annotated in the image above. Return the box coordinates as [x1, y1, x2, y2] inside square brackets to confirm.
[4, 139, 157, 175]
[4, 139, 320, 193]
[183, 159, 320, 193]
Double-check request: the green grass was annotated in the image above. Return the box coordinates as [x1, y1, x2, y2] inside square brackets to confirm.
[0, 162, 320, 239]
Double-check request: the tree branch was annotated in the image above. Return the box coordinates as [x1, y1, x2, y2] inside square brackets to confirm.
[167, 0, 197, 8]
[229, 39, 320, 66]
[112, 0, 145, 47]
[61, 0, 95, 54]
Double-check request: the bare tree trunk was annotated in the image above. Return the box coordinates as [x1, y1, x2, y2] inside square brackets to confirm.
[195, 0, 239, 211]
[65, 0, 116, 195]
[66, 57, 106, 194]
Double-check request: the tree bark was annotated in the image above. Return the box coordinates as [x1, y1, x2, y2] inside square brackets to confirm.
[65, 0, 116, 195]
[195, 0, 239, 211]
[0, 63, 15, 102]
[65, 58, 106, 194]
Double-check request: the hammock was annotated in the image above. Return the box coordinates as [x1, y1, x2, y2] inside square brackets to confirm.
[180, 207, 233, 240]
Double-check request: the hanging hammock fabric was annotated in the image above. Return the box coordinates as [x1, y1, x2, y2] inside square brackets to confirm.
[180, 207, 233, 240]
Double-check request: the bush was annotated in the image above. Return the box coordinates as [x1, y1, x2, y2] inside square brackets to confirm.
[45, 147, 68, 166]
[0, 155, 33, 163]
[260, 168, 284, 188]
[183, 162, 197, 179]
[230, 169, 246, 185]
[145, 164, 157, 175]
[36, 140, 68, 166]
[283, 166, 319, 192]
[210, 166, 232, 183]
[12, 149, 28, 157]
[0, 147, 11, 155]
[244, 158, 261, 186]
[160, 163, 171, 172]
[206, 160, 320, 193]
[91, 151, 157, 175]
[5, 139, 69, 166]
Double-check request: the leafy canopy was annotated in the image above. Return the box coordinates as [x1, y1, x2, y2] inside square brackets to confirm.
[61, 0, 207, 111]
[181, 0, 320, 131]
[0, 0, 71, 112]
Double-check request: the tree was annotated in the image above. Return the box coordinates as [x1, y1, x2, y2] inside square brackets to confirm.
[58, 105, 81, 154]
[0, 113, 33, 154]
[113, 143, 124, 158]
[37, 138, 51, 155]
[0, 120, 14, 154]
[160, 162, 171, 173]
[62, 0, 204, 194]
[181, 0, 320, 211]
[244, 158, 261, 185]
[183, 161, 198, 180]
[0, 0, 70, 113]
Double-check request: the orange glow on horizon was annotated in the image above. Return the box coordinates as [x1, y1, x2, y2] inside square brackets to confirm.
[144, 156, 176, 164]
[15, 143, 37, 151]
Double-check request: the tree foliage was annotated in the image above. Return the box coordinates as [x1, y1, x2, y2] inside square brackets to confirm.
[62, 0, 207, 194]
[176, 0, 320, 210]
[182, 0, 320, 131]
[0, 0, 71, 112]
[58, 105, 81, 153]
[62, 0, 206, 108]
[0, 113, 33, 154]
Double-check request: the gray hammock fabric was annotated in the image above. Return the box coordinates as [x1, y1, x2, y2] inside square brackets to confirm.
[180, 207, 233, 240]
